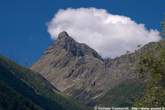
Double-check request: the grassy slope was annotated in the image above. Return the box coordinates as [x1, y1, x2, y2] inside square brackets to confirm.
[0, 55, 91, 110]
[97, 40, 165, 107]
[96, 80, 144, 107]
[0, 80, 43, 110]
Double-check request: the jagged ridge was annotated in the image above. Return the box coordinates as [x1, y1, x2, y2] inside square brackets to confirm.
[31, 31, 165, 107]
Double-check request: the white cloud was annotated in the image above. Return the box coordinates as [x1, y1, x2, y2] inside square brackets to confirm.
[48, 8, 161, 58]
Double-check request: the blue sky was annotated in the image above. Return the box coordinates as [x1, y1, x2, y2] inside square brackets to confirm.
[0, 0, 165, 67]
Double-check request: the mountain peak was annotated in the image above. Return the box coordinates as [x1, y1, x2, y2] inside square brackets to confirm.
[55, 31, 76, 47]
[46, 31, 103, 60]
[58, 31, 70, 40]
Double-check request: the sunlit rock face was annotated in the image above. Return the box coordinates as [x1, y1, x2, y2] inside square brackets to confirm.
[31, 31, 165, 106]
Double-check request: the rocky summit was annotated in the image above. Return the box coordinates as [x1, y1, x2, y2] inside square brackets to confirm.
[31, 31, 165, 106]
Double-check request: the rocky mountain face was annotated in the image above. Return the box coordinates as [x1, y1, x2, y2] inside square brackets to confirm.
[31, 31, 165, 106]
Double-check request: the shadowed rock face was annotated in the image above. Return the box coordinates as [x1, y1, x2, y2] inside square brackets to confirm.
[31, 31, 165, 106]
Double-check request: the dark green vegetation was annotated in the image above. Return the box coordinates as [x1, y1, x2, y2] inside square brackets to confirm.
[0, 80, 43, 110]
[0, 55, 90, 110]
[134, 44, 165, 107]
[97, 80, 144, 107]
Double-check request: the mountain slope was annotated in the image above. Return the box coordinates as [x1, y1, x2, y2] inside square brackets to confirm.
[31, 31, 106, 106]
[134, 42, 165, 107]
[0, 79, 43, 110]
[31, 31, 165, 107]
[0, 55, 90, 110]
